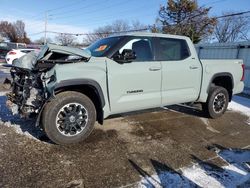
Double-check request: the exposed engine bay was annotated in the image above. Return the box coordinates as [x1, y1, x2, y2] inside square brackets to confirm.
[7, 67, 46, 117]
[6, 43, 91, 118]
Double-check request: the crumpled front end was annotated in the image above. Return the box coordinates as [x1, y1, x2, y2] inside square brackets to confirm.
[6, 66, 47, 117]
[6, 43, 91, 119]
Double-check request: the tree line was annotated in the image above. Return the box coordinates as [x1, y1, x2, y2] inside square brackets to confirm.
[0, 0, 249, 46]
[0, 20, 31, 44]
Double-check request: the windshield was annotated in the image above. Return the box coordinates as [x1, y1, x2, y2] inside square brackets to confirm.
[87, 36, 122, 57]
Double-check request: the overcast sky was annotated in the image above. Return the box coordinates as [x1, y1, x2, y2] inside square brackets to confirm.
[1, 0, 249, 41]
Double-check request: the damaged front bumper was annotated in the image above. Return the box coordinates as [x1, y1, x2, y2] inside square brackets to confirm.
[5, 43, 90, 122]
[6, 67, 48, 118]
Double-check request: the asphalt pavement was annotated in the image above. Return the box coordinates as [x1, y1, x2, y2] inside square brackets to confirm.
[0, 65, 249, 188]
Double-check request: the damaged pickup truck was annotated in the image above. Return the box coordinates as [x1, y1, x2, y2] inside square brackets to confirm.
[6, 33, 245, 145]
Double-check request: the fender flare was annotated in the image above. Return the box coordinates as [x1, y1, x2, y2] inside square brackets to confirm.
[54, 79, 105, 107]
[36, 79, 105, 127]
[207, 72, 234, 92]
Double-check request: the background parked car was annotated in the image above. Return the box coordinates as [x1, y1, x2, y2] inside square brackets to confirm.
[5, 48, 38, 65]
[0, 48, 9, 63]
[0, 43, 12, 62]
[0, 42, 28, 63]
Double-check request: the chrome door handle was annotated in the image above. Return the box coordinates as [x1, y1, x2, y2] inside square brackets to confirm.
[149, 67, 161, 71]
[189, 66, 199, 69]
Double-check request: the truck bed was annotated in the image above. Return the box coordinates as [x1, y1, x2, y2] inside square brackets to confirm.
[198, 59, 244, 102]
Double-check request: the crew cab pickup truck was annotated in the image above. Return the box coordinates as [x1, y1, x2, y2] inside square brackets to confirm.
[6, 33, 245, 145]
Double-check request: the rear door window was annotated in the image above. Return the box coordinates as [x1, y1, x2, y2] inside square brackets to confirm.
[157, 38, 190, 61]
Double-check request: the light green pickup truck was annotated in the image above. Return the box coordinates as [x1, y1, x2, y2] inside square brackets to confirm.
[6, 33, 245, 144]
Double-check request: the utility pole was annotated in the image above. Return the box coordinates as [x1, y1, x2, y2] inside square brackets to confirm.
[44, 11, 48, 44]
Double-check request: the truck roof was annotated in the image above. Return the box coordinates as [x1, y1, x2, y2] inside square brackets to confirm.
[119, 32, 190, 40]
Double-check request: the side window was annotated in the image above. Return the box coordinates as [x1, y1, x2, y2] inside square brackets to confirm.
[158, 38, 190, 61]
[119, 38, 153, 61]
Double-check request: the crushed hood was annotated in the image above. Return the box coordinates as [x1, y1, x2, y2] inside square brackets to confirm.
[37, 43, 91, 60]
[12, 43, 91, 70]
[12, 51, 39, 70]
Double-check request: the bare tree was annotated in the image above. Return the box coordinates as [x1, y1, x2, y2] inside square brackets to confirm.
[14, 21, 25, 39]
[13, 20, 30, 43]
[0, 21, 18, 42]
[14, 20, 31, 43]
[55, 33, 76, 46]
[131, 20, 147, 30]
[83, 20, 146, 45]
[112, 20, 131, 32]
[0, 20, 30, 43]
[214, 12, 249, 42]
[84, 25, 113, 45]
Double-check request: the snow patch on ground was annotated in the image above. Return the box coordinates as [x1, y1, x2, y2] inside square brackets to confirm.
[0, 68, 10, 74]
[0, 120, 40, 140]
[0, 91, 7, 96]
[182, 161, 249, 188]
[137, 148, 250, 188]
[0, 93, 44, 141]
[137, 95, 250, 188]
[229, 96, 250, 125]
[138, 171, 196, 188]
[200, 118, 220, 133]
[200, 117, 209, 125]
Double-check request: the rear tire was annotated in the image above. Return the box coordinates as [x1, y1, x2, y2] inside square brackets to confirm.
[202, 86, 229, 118]
[42, 91, 96, 145]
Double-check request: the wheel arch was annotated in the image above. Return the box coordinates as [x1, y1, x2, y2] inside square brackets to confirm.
[208, 72, 234, 101]
[53, 79, 105, 125]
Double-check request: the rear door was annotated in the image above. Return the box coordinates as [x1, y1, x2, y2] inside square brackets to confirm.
[156, 37, 202, 105]
[107, 36, 162, 114]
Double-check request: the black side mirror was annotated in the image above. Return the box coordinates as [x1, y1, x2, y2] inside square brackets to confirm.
[122, 49, 136, 62]
[113, 49, 136, 63]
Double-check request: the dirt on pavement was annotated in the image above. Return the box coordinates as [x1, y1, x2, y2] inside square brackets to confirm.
[0, 101, 249, 187]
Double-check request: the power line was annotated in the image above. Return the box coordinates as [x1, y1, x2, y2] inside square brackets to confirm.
[27, 12, 153, 38]
[25, 0, 126, 28]
[49, 0, 107, 17]
[216, 10, 250, 18]
[26, 21, 46, 29]
[27, 27, 149, 39]
[61, 13, 153, 29]
[25, 0, 148, 29]
[46, 27, 149, 36]
[28, 10, 250, 38]
[29, 31, 45, 36]
[202, 0, 230, 6]
[47, 0, 85, 12]
[50, 3, 155, 27]
[50, 0, 131, 20]
[22, 0, 85, 27]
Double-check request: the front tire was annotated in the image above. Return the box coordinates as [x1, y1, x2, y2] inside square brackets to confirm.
[42, 91, 96, 145]
[203, 86, 229, 118]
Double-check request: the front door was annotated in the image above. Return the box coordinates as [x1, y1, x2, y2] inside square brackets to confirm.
[107, 37, 162, 114]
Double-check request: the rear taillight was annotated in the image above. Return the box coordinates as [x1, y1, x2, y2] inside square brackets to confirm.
[241, 64, 245, 81]
[8, 51, 16, 55]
